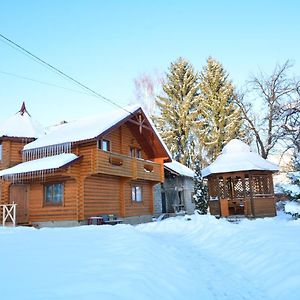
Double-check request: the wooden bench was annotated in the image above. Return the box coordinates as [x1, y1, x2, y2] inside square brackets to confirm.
[87, 214, 123, 225]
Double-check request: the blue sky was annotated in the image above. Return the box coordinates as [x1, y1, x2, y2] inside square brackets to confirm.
[0, 0, 299, 126]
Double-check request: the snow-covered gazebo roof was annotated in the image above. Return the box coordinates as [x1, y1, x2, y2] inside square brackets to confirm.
[0, 102, 45, 139]
[202, 139, 279, 177]
[164, 160, 194, 178]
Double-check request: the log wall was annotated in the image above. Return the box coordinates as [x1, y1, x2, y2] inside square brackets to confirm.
[27, 179, 78, 222]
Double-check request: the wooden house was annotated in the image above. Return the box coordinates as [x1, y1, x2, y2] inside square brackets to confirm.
[154, 160, 195, 215]
[0, 103, 171, 226]
[202, 139, 279, 218]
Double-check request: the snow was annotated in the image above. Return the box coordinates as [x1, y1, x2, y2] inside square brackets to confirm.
[24, 104, 141, 150]
[165, 160, 195, 177]
[285, 201, 300, 215]
[278, 183, 300, 197]
[276, 171, 300, 198]
[23, 105, 171, 160]
[0, 109, 45, 138]
[0, 153, 78, 177]
[202, 139, 279, 177]
[0, 214, 299, 300]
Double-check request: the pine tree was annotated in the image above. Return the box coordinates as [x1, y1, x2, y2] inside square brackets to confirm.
[153, 57, 200, 167]
[193, 160, 208, 214]
[198, 57, 244, 163]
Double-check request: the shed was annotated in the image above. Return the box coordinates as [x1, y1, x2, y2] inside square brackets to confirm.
[154, 160, 195, 215]
[202, 139, 279, 217]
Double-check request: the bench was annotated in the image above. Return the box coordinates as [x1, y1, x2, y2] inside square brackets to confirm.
[87, 214, 123, 225]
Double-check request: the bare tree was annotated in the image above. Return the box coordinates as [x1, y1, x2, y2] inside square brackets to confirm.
[133, 71, 163, 115]
[281, 90, 300, 153]
[235, 61, 300, 158]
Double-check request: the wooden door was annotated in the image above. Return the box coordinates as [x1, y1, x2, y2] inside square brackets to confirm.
[10, 184, 28, 224]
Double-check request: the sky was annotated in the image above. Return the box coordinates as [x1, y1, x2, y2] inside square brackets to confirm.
[0, 0, 299, 126]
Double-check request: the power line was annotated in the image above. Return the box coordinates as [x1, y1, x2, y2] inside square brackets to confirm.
[0, 33, 133, 114]
[0, 70, 98, 96]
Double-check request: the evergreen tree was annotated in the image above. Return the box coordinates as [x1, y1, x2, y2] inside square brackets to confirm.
[198, 57, 244, 163]
[193, 160, 208, 214]
[154, 57, 200, 167]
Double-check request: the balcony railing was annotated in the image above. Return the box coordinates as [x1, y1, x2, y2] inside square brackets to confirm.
[96, 150, 162, 182]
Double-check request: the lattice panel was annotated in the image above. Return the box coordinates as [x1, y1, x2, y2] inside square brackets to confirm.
[244, 177, 251, 197]
[209, 178, 218, 197]
[251, 175, 272, 195]
[233, 177, 244, 198]
[218, 177, 231, 198]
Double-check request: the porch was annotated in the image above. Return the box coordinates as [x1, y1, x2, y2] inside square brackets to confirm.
[96, 149, 163, 182]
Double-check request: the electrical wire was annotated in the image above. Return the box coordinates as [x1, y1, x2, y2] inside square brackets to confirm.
[0, 70, 97, 96]
[0, 33, 133, 115]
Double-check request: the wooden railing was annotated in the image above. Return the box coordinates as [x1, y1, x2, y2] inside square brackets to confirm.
[136, 159, 162, 181]
[96, 150, 162, 182]
[0, 203, 17, 226]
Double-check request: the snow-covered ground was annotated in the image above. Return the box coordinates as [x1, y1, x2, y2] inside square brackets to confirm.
[0, 213, 299, 300]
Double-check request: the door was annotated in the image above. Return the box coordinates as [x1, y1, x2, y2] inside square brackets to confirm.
[161, 192, 167, 213]
[10, 184, 28, 224]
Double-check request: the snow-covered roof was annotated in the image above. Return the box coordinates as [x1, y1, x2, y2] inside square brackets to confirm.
[165, 160, 195, 177]
[23, 104, 171, 160]
[0, 102, 45, 139]
[202, 139, 279, 177]
[0, 153, 79, 177]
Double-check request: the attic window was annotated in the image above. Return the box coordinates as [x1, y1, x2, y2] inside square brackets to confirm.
[98, 139, 111, 152]
[0, 143, 2, 160]
[130, 147, 142, 159]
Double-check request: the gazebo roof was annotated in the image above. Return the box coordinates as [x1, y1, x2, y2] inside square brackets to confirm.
[0, 102, 45, 139]
[202, 139, 279, 177]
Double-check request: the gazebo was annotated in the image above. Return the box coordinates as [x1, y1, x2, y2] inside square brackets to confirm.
[202, 139, 279, 218]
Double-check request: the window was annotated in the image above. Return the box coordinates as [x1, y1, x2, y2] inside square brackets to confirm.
[98, 139, 111, 151]
[129, 147, 142, 159]
[0, 143, 2, 160]
[44, 183, 64, 205]
[132, 186, 142, 202]
[130, 147, 135, 157]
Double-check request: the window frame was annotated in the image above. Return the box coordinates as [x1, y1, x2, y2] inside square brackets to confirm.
[43, 182, 64, 206]
[130, 147, 135, 158]
[136, 148, 142, 159]
[0, 142, 2, 161]
[129, 146, 142, 159]
[98, 139, 111, 152]
[131, 185, 143, 203]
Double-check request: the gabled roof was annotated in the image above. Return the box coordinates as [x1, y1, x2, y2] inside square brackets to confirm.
[0, 102, 45, 139]
[164, 160, 195, 178]
[0, 153, 80, 178]
[23, 104, 171, 160]
[202, 139, 279, 177]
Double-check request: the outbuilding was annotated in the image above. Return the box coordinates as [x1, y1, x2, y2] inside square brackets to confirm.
[202, 139, 279, 218]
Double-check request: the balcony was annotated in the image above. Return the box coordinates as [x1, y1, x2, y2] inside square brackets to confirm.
[96, 150, 163, 182]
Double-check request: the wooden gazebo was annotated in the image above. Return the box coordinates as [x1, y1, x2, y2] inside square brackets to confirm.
[202, 139, 279, 218]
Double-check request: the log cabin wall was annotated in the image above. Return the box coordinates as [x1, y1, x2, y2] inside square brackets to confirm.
[0, 139, 25, 169]
[102, 123, 149, 159]
[124, 180, 154, 217]
[84, 174, 121, 218]
[27, 178, 78, 222]
[0, 138, 32, 206]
